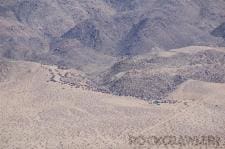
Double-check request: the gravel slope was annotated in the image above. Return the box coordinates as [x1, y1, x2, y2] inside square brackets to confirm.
[0, 60, 225, 148]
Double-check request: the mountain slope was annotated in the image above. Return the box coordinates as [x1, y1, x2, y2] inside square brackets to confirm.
[97, 46, 225, 100]
[1, 59, 225, 148]
[0, 0, 225, 70]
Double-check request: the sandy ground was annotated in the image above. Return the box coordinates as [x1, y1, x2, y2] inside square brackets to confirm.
[0, 60, 225, 149]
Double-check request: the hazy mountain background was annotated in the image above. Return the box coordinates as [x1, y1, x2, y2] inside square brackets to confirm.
[1, 0, 225, 61]
[0, 0, 225, 100]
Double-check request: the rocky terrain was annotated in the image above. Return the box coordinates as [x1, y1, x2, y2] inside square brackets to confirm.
[0, 0, 225, 71]
[0, 58, 225, 149]
[1, 1, 225, 148]
[96, 46, 225, 101]
[1, 0, 225, 100]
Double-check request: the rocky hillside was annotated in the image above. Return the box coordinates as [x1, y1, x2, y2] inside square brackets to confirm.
[0, 0, 225, 71]
[1, 59, 225, 148]
[1, 1, 225, 100]
[97, 46, 225, 100]
[1, 2, 225, 148]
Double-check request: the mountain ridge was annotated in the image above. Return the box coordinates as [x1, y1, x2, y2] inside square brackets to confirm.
[0, 0, 225, 67]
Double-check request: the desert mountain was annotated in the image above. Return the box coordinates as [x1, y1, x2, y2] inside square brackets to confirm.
[1, 1, 225, 148]
[0, 0, 225, 71]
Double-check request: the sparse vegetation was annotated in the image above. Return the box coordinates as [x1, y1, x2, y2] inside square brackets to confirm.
[1, 0, 225, 148]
